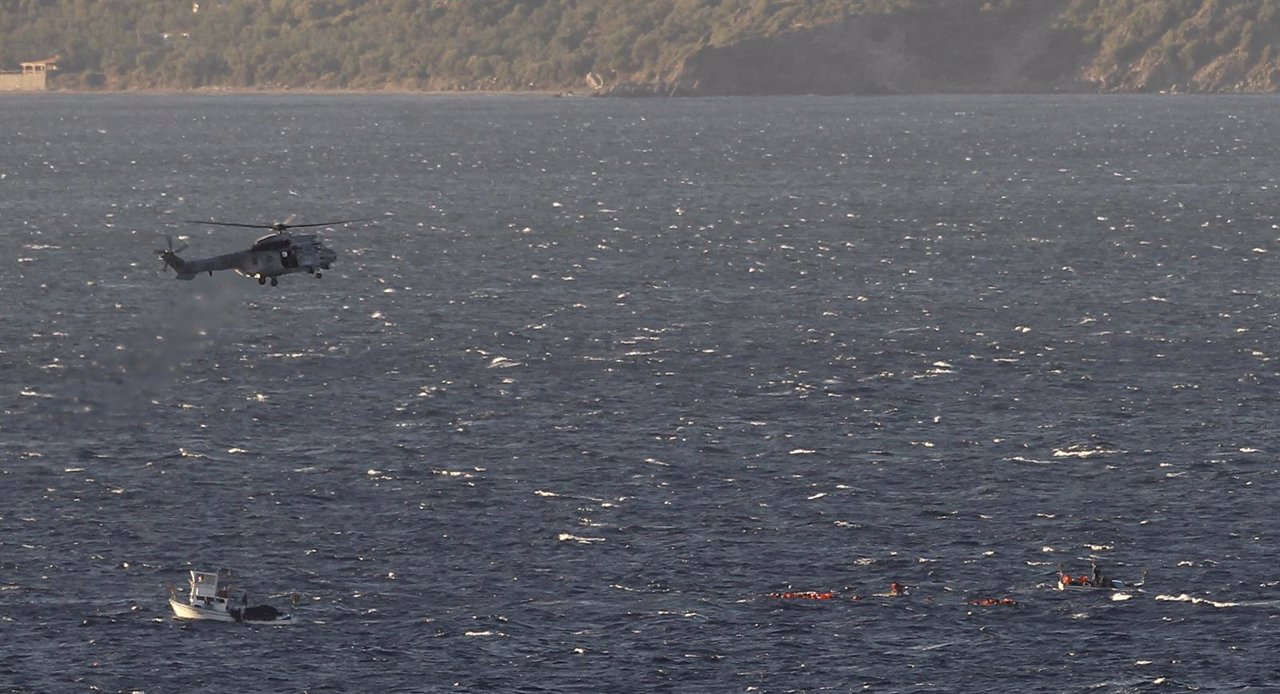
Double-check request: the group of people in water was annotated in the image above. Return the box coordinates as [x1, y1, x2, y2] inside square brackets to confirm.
[768, 562, 1118, 607]
[766, 580, 912, 602]
[767, 580, 1019, 606]
[767, 580, 1018, 606]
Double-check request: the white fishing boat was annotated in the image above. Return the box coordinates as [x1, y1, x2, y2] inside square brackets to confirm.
[1056, 578, 1125, 592]
[168, 569, 295, 624]
[1055, 566, 1146, 597]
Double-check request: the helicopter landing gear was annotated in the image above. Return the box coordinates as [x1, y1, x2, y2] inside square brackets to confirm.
[258, 276, 266, 285]
[270, 277, 278, 287]
[314, 271, 322, 279]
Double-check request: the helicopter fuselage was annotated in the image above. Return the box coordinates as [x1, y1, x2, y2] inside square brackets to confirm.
[162, 232, 337, 285]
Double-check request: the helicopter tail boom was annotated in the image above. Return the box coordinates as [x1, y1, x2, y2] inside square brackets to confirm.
[156, 236, 196, 279]
[163, 257, 197, 280]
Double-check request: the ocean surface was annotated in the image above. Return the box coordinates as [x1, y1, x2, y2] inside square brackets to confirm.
[3, 92, 1280, 693]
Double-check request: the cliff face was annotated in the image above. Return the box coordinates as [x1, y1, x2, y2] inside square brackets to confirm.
[668, 0, 1280, 96]
[673, 2, 1087, 96]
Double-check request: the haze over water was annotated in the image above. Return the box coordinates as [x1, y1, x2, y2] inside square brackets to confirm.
[3, 93, 1280, 692]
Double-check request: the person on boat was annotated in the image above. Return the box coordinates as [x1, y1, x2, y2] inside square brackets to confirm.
[1095, 563, 1116, 591]
[1057, 564, 1075, 586]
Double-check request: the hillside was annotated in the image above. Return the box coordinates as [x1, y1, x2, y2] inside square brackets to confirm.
[3, 0, 1280, 94]
[673, 1, 1086, 96]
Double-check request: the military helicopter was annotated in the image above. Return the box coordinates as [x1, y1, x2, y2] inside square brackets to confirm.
[157, 218, 367, 286]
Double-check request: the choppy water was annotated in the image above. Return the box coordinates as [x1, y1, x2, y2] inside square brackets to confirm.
[4, 92, 1280, 692]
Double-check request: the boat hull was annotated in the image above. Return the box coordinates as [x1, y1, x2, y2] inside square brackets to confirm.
[169, 598, 295, 624]
[1056, 580, 1136, 596]
[170, 598, 237, 622]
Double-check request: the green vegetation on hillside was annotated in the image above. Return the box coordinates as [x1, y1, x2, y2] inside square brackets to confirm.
[3, 0, 1280, 93]
[1061, 0, 1280, 90]
[0, 0, 920, 90]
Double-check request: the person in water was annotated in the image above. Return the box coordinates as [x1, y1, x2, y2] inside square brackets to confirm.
[889, 581, 907, 596]
[968, 597, 1018, 606]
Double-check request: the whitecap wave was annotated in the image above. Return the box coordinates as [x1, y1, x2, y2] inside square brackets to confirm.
[1155, 593, 1238, 608]
[558, 533, 605, 544]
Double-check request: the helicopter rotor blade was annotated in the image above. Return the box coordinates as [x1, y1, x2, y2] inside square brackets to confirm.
[156, 235, 188, 254]
[184, 218, 372, 232]
[155, 235, 189, 272]
[183, 219, 276, 230]
[156, 237, 174, 271]
[272, 218, 374, 230]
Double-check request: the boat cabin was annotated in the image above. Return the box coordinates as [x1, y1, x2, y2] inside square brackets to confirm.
[188, 569, 235, 606]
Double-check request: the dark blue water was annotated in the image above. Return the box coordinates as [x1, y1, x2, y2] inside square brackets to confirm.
[4, 93, 1280, 692]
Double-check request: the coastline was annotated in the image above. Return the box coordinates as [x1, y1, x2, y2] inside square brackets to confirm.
[23, 81, 1280, 98]
[33, 85, 584, 97]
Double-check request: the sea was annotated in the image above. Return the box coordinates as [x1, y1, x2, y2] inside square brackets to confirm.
[3, 92, 1280, 693]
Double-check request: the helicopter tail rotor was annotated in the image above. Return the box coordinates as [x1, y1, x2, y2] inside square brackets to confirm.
[155, 236, 193, 279]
